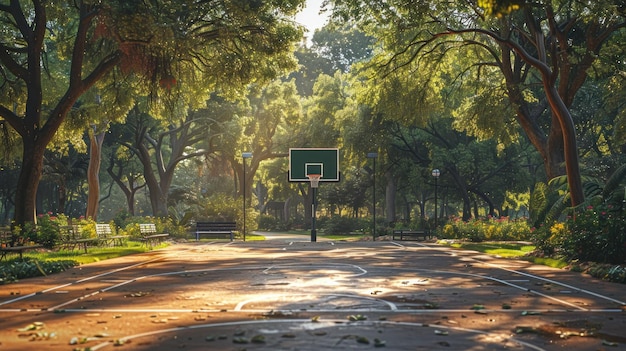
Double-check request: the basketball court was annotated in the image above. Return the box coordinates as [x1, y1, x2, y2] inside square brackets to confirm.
[1, 238, 625, 350]
[1, 149, 624, 350]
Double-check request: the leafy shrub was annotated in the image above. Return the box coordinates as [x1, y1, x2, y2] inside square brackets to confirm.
[0, 259, 78, 284]
[559, 204, 626, 264]
[11, 213, 72, 248]
[118, 216, 188, 238]
[196, 193, 258, 237]
[606, 265, 626, 283]
[257, 215, 279, 231]
[321, 216, 364, 234]
[441, 216, 532, 242]
[530, 221, 569, 255]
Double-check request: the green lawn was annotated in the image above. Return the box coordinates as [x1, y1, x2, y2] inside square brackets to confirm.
[19, 241, 161, 264]
[443, 241, 568, 268]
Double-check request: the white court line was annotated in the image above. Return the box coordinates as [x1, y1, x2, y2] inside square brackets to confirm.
[391, 241, 626, 307]
[262, 262, 367, 276]
[233, 293, 398, 311]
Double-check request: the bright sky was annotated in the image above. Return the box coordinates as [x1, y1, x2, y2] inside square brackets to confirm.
[295, 0, 330, 37]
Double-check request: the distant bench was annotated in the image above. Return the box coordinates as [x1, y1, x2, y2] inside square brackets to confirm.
[59, 225, 95, 253]
[95, 223, 127, 246]
[139, 223, 169, 247]
[194, 221, 236, 241]
[392, 229, 431, 241]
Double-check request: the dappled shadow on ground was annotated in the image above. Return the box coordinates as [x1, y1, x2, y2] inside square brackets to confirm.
[1, 241, 625, 350]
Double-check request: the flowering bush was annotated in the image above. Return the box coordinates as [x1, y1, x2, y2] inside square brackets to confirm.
[531, 221, 569, 255]
[441, 216, 532, 242]
[560, 204, 626, 264]
[15, 213, 69, 249]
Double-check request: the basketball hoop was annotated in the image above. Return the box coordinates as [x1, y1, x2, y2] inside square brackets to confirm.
[307, 174, 321, 188]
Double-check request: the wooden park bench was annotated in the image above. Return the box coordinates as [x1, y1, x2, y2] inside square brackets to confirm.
[0, 226, 43, 260]
[139, 223, 169, 247]
[0, 244, 43, 261]
[96, 223, 127, 246]
[58, 225, 97, 253]
[392, 229, 431, 241]
[194, 221, 236, 241]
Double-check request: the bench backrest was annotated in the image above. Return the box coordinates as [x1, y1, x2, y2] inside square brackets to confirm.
[95, 223, 113, 238]
[195, 221, 237, 232]
[139, 223, 157, 234]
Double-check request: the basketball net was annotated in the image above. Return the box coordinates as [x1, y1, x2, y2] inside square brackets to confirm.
[307, 174, 321, 188]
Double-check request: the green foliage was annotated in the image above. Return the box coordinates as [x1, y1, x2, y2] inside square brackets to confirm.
[447, 242, 534, 258]
[197, 194, 258, 236]
[477, 0, 524, 17]
[257, 215, 280, 231]
[530, 164, 626, 259]
[34, 214, 63, 249]
[0, 259, 78, 284]
[606, 265, 626, 284]
[168, 205, 194, 228]
[441, 216, 532, 242]
[260, 217, 294, 232]
[117, 216, 188, 238]
[559, 204, 626, 264]
[13, 213, 71, 248]
[320, 216, 366, 234]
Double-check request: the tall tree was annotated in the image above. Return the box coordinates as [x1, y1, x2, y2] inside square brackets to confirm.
[117, 106, 221, 217]
[225, 80, 302, 206]
[0, 0, 305, 226]
[332, 0, 626, 207]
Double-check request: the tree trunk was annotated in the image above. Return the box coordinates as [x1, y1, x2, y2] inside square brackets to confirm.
[385, 171, 396, 223]
[544, 85, 584, 206]
[86, 130, 105, 220]
[14, 141, 46, 226]
[57, 179, 67, 214]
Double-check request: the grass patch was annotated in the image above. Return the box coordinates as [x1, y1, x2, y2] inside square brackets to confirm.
[443, 241, 570, 269]
[241, 234, 266, 241]
[324, 234, 366, 241]
[524, 256, 569, 269]
[1, 241, 169, 283]
[447, 242, 535, 258]
[27, 241, 157, 264]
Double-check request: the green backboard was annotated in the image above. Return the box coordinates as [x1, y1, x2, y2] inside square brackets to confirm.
[289, 148, 340, 182]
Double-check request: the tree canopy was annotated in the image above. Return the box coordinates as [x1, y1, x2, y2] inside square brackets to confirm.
[0, 0, 305, 225]
[331, 0, 626, 207]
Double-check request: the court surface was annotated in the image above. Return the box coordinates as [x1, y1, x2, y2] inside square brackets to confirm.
[1, 234, 625, 350]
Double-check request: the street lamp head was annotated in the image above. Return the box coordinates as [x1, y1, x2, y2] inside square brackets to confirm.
[432, 169, 440, 178]
[242, 152, 253, 158]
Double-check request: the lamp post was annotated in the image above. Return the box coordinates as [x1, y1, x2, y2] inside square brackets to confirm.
[431, 169, 440, 233]
[367, 152, 378, 240]
[242, 152, 253, 241]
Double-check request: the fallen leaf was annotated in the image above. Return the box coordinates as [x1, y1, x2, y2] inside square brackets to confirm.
[602, 340, 618, 347]
[232, 337, 249, 344]
[348, 314, 367, 321]
[251, 335, 266, 344]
